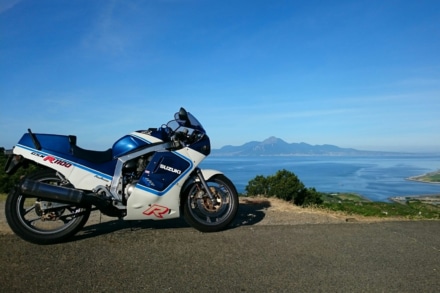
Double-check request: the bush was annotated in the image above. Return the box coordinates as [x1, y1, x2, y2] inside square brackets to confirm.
[296, 187, 324, 206]
[267, 169, 304, 202]
[245, 169, 323, 206]
[245, 175, 269, 196]
[0, 147, 38, 194]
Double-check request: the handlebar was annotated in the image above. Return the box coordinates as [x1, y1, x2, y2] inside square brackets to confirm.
[169, 128, 203, 150]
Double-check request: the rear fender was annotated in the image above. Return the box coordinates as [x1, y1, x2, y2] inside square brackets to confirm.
[4, 149, 31, 175]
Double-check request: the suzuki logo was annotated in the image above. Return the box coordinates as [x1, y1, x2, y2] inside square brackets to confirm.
[159, 164, 182, 174]
[143, 204, 170, 219]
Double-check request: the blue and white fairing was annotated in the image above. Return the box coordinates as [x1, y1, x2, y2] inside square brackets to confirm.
[123, 111, 213, 220]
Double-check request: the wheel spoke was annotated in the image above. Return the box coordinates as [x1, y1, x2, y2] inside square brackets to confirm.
[27, 217, 42, 225]
[23, 204, 36, 215]
[205, 216, 212, 223]
[58, 211, 80, 223]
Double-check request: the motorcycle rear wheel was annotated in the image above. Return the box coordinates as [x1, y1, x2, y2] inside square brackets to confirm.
[183, 174, 238, 232]
[5, 169, 91, 244]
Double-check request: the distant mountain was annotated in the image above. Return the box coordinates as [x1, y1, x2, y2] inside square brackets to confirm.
[212, 136, 391, 156]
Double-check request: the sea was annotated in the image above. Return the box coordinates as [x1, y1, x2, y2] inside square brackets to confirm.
[200, 155, 440, 202]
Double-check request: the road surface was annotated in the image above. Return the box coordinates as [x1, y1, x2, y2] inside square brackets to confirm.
[1, 219, 439, 292]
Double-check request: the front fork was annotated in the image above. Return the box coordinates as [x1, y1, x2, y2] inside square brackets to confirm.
[195, 168, 215, 201]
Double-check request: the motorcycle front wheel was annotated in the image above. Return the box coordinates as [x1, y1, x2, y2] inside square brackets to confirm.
[5, 169, 91, 244]
[183, 174, 238, 232]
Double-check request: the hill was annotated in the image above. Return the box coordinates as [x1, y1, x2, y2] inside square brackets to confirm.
[212, 136, 394, 156]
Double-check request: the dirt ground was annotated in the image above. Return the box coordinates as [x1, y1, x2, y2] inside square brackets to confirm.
[234, 196, 406, 226]
[0, 197, 404, 235]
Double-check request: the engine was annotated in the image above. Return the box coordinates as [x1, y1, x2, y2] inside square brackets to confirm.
[121, 155, 151, 203]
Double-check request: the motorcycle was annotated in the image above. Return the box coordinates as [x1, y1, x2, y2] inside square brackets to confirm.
[3, 107, 238, 244]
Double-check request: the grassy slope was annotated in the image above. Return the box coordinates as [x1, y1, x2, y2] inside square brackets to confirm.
[321, 192, 440, 219]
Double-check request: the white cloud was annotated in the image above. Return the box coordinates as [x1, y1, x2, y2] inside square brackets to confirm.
[80, 0, 153, 58]
[394, 77, 440, 87]
[81, 0, 127, 54]
[0, 0, 21, 14]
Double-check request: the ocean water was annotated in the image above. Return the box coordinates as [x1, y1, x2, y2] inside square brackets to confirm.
[200, 155, 440, 201]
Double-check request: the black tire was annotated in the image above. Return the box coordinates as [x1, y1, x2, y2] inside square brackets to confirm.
[5, 169, 91, 244]
[183, 174, 238, 232]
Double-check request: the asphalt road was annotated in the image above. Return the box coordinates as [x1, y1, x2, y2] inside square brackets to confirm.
[0, 220, 439, 293]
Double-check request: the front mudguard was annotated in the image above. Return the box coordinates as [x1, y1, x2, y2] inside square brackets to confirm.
[197, 169, 224, 181]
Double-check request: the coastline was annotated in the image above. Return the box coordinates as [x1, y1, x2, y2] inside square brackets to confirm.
[390, 194, 440, 205]
[406, 170, 440, 184]
[396, 170, 440, 204]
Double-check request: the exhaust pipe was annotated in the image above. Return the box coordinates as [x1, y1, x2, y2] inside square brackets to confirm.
[21, 179, 84, 204]
[19, 179, 122, 217]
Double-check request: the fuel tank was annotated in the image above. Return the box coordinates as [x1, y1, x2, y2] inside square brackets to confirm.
[112, 134, 151, 157]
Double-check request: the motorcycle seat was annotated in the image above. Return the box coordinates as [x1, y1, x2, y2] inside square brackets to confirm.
[69, 136, 113, 164]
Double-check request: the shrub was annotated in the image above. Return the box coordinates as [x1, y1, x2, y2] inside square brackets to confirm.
[0, 148, 38, 193]
[245, 169, 323, 206]
[245, 175, 269, 196]
[267, 169, 304, 202]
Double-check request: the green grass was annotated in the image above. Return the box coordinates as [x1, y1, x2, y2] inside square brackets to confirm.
[320, 193, 440, 220]
[424, 173, 440, 182]
[0, 193, 6, 201]
[320, 192, 370, 203]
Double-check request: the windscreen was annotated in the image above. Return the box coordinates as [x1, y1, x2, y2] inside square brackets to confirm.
[173, 111, 206, 134]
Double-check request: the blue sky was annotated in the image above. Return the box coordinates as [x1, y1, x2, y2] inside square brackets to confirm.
[1, 0, 439, 152]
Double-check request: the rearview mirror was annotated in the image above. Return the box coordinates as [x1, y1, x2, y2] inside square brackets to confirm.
[178, 107, 190, 126]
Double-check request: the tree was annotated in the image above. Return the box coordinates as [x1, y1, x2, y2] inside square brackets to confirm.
[245, 175, 269, 196]
[0, 148, 38, 194]
[267, 169, 304, 202]
[245, 169, 323, 206]
[295, 187, 324, 206]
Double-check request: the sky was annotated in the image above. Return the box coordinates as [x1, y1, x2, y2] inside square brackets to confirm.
[1, 0, 440, 153]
